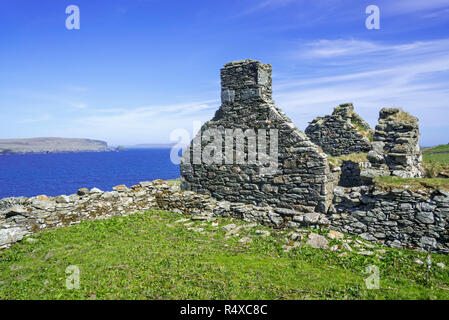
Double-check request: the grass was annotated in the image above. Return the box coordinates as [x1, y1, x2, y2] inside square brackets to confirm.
[422, 145, 449, 154]
[1, 209, 449, 300]
[328, 153, 368, 167]
[422, 145, 449, 178]
[350, 119, 374, 142]
[166, 178, 181, 186]
[374, 176, 449, 192]
[387, 110, 417, 125]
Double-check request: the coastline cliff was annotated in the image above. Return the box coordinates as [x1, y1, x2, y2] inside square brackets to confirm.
[0, 137, 114, 154]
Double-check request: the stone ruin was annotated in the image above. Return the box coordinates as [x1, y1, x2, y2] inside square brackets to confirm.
[180, 59, 334, 213]
[361, 108, 423, 182]
[1, 59, 446, 253]
[305, 103, 373, 156]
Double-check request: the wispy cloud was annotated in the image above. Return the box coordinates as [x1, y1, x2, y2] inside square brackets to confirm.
[18, 114, 52, 124]
[65, 85, 88, 93]
[232, 0, 296, 17]
[293, 38, 449, 59]
[59, 100, 220, 145]
[276, 37, 449, 146]
[384, 0, 449, 15]
[423, 8, 449, 18]
[69, 102, 88, 109]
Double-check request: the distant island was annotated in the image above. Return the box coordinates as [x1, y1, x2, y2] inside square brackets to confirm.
[0, 137, 114, 155]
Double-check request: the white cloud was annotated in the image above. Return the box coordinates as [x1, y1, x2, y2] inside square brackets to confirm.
[60, 100, 219, 145]
[293, 38, 449, 59]
[277, 37, 449, 146]
[19, 114, 52, 124]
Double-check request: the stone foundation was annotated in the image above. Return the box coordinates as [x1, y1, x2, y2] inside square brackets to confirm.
[1, 180, 448, 253]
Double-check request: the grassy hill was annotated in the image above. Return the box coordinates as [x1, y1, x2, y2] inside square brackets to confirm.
[1, 209, 448, 300]
[422, 144, 449, 178]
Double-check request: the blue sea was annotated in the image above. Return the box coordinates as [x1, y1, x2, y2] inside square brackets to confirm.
[0, 149, 180, 199]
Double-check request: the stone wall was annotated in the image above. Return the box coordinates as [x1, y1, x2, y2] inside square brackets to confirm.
[330, 186, 449, 253]
[1, 180, 449, 254]
[180, 59, 334, 213]
[0, 180, 330, 249]
[305, 103, 373, 156]
[361, 108, 423, 182]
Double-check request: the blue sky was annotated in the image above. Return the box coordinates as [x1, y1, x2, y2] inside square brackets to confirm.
[1, 0, 449, 146]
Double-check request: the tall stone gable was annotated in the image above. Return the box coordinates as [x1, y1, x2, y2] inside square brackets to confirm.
[361, 107, 423, 181]
[180, 59, 333, 213]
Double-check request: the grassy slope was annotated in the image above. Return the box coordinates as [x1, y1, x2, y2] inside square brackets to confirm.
[423, 146, 449, 178]
[422, 145, 449, 154]
[1, 210, 449, 300]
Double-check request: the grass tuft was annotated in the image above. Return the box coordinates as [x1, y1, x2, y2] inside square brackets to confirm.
[328, 153, 368, 166]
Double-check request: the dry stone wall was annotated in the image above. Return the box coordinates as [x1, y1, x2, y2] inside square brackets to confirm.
[1, 180, 449, 253]
[180, 59, 334, 213]
[330, 186, 449, 253]
[305, 103, 373, 156]
[361, 108, 423, 182]
[0, 180, 331, 249]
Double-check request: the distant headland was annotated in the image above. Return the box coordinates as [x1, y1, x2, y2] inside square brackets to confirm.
[0, 137, 114, 155]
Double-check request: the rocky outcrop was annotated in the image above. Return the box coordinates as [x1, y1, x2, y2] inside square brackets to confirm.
[361, 108, 423, 182]
[0, 137, 113, 154]
[305, 103, 373, 156]
[180, 59, 334, 213]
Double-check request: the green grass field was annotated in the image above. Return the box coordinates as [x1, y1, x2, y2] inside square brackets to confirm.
[422, 145, 449, 178]
[1, 210, 449, 300]
[422, 145, 449, 154]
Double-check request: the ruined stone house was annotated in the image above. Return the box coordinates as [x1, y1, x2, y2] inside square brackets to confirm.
[180, 59, 334, 213]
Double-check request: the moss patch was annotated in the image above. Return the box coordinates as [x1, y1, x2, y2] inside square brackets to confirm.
[374, 176, 449, 192]
[166, 178, 181, 186]
[328, 153, 368, 166]
[387, 110, 417, 125]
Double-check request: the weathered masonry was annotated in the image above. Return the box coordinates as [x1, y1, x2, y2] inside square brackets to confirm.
[361, 108, 423, 182]
[180, 59, 334, 213]
[305, 103, 373, 156]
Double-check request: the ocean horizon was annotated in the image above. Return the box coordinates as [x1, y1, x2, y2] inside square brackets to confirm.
[0, 149, 180, 199]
